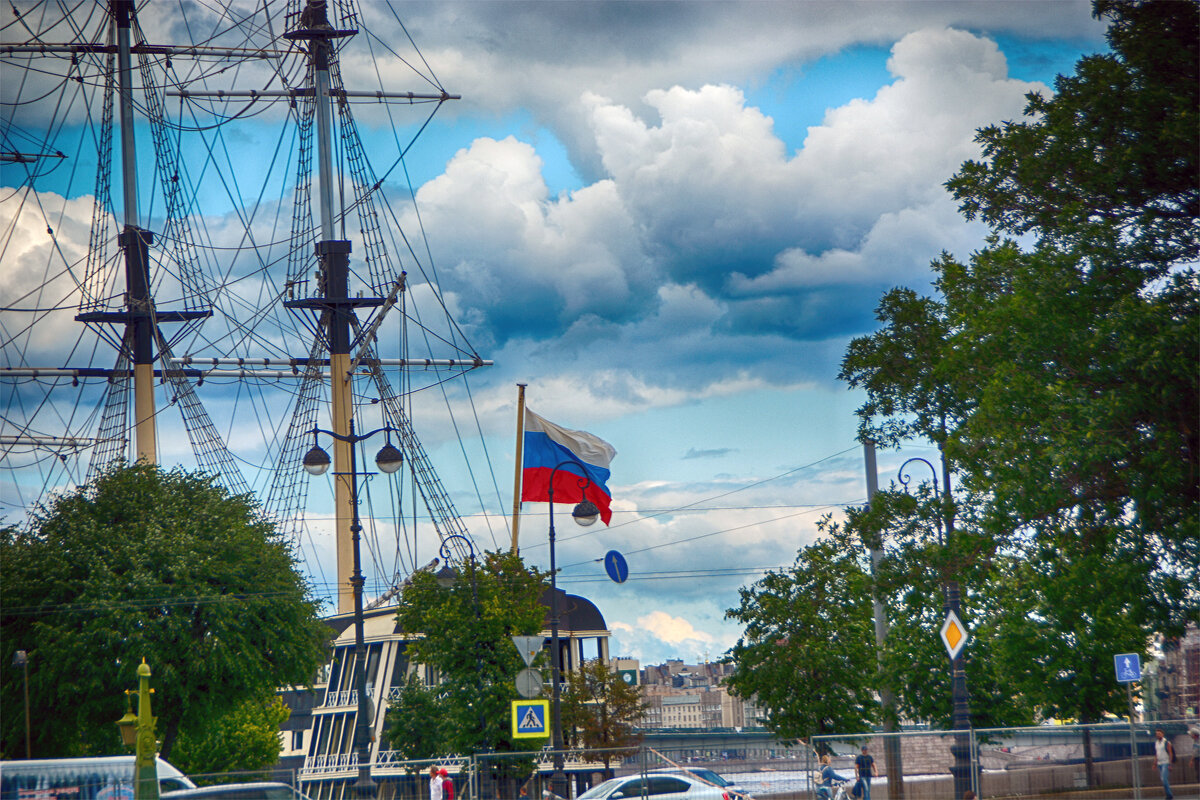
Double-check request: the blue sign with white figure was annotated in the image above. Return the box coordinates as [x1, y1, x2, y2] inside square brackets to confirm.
[604, 550, 629, 583]
[1114, 653, 1141, 683]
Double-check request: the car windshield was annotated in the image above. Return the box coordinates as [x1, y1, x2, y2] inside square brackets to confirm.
[688, 771, 729, 788]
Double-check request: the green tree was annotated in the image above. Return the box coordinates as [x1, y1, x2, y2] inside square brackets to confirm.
[942, 0, 1198, 562]
[390, 549, 549, 758]
[837, 0, 1198, 738]
[861, 489, 1032, 730]
[170, 692, 291, 780]
[986, 519, 1157, 786]
[560, 658, 646, 768]
[724, 521, 878, 743]
[0, 463, 330, 760]
[947, 0, 1198, 271]
[382, 674, 445, 761]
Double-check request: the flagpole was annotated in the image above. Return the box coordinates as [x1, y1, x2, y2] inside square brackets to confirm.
[510, 383, 527, 553]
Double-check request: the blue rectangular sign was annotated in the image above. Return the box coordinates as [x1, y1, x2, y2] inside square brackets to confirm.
[1114, 653, 1141, 683]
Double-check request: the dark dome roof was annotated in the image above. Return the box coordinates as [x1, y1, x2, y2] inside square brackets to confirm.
[539, 586, 608, 633]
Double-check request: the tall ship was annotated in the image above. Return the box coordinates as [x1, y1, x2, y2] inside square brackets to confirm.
[2, 0, 491, 599]
[1, 3, 615, 795]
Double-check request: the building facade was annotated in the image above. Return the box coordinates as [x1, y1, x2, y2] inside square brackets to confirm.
[278, 587, 611, 800]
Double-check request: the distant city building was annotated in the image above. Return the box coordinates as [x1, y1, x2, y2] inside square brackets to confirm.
[612, 658, 763, 730]
[1145, 622, 1200, 721]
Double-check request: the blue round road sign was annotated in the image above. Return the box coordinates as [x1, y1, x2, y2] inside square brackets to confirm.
[604, 550, 629, 583]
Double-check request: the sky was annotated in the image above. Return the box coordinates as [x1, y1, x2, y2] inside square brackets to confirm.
[1, 0, 1110, 665]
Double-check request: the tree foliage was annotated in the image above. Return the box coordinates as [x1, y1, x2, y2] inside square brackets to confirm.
[381, 674, 444, 762]
[390, 550, 549, 757]
[729, 0, 1197, 736]
[947, 0, 1198, 271]
[724, 521, 878, 742]
[862, 489, 1032, 729]
[170, 692, 291, 779]
[561, 658, 646, 767]
[0, 464, 330, 760]
[938, 0, 1198, 566]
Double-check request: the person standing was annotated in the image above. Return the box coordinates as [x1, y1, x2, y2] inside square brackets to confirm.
[854, 746, 877, 800]
[1154, 729, 1175, 800]
[429, 765, 444, 800]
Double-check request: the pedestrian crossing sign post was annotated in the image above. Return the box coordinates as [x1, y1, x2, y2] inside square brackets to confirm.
[511, 699, 550, 739]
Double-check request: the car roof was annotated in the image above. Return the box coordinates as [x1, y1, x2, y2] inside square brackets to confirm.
[581, 773, 711, 799]
[161, 783, 307, 800]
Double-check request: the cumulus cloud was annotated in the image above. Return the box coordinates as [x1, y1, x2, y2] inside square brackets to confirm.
[3, 1, 1104, 658]
[609, 612, 719, 663]
[393, 24, 1050, 384]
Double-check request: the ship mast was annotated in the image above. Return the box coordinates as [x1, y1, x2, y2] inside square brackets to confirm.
[285, 1, 363, 614]
[72, 0, 211, 464]
[115, 0, 154, 463]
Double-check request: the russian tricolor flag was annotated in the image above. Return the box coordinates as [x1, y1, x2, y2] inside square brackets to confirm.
[520, 409, 616, 525]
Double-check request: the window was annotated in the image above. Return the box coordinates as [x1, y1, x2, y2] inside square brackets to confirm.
[612, 779, 645, 798]
[292, 730, 304, 751]
[646, 778, 690, 796]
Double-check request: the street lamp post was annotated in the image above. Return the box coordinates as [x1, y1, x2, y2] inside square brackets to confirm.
[304, 421, 403, 800]
[898, 456, 972, 800]
[546, 460, 601, 800]
[12, 650, 30, 758]
[436, 532, 486, 795]
[115, 660, 159, 800]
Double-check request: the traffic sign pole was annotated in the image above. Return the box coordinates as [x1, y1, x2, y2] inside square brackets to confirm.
[1127, 682, 1141, 800]
[1115, 653, 1143, 800]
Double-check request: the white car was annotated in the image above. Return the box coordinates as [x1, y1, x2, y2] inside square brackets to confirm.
[578, 774, 731, 800]
[162, 783, 311, 800]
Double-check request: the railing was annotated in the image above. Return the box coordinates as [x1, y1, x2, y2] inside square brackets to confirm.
[300, 752, 359, 776]
[321, 689, 358, 708]
[321, 684, 419, 708]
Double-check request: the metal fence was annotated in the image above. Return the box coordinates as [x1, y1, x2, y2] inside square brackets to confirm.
[189, 720, 1196, 800]
[812, 719, 1198, 800]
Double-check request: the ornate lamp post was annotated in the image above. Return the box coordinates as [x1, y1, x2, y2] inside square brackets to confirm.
[898, 456, 972, 800]
[436, 533, 485, 796]
[546, 460, 600, 799]
[304, 421, 403, 800]
[115, 660, 159, 800]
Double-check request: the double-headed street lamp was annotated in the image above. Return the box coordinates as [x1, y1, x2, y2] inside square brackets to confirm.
[546, 460, 600, 799]
[304, 421, 403, 800]
[897, 456, 972, 800]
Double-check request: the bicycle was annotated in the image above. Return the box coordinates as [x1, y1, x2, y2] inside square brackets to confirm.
[816, 781, 853, 800]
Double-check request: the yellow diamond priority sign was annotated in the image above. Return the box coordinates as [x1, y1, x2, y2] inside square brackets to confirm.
[940, 609, 968, 660]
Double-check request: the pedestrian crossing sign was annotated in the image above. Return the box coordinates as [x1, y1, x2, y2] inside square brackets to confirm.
[511, 699, 550, 739]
